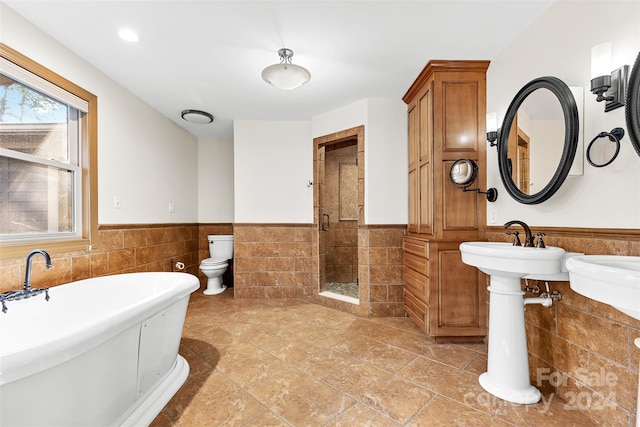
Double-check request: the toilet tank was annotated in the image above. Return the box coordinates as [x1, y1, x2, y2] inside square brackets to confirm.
[208, 235, 234, 260]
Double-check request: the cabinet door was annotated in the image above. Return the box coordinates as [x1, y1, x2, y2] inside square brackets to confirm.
[417, 84, 433, 235]
[407, 103, 418, 232]
[430, 241, 486, 338]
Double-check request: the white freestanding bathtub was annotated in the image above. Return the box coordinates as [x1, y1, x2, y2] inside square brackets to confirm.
[0, 272, 199, 427]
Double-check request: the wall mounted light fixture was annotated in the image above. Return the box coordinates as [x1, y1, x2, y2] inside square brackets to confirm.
[262, 48, 311, 90]
[590, 43, 630, 112]
[486, 112, 498, 147]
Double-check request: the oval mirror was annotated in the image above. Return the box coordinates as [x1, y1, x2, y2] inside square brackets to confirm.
[626, 51, 640, 157]
[498, 76, 579, 204]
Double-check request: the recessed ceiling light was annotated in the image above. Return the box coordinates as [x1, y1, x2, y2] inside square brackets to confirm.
[118, 28, 139, 43]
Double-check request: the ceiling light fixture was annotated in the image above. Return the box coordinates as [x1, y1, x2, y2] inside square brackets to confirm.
[261, 48, 311, 90]
[181, 109, 214, 124]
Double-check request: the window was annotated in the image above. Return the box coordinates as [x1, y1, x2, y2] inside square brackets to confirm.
[0, 44, 98, 258]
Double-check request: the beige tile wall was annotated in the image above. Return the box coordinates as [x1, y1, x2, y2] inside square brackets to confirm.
[486, 228, 640, 426]
[232, 224, 316, 299]
[231, 223, 405, 319]
[0, 224, 200, 294]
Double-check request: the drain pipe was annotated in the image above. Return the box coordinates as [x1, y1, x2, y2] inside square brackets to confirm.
[523, 280, 561, 307]
[524, 295, 554, 307]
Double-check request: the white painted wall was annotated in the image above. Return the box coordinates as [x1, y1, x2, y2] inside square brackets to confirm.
[312, 98, 408, 224]
[487, 0, 640, 228]
[362, 98, 408, 224]
[198, 138, 234, 222]
[1, 4, 199, 224]
[233, 120, 313, 223]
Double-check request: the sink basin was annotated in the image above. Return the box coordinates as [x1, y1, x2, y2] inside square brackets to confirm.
[566, 255, 640, 320]
[459, 241, 566, 278]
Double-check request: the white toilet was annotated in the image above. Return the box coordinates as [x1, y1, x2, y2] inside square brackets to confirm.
[199, 234, 234, 295]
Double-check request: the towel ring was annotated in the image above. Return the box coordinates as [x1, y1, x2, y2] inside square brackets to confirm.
[586, 127, 625, 168]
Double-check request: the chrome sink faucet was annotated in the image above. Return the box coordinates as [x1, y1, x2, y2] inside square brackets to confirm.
[504, 220, 535, 247]
[0, 249, 52, 313]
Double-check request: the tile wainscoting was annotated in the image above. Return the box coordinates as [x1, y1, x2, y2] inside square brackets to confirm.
[485, 226, 640, 426]
[0, 223, 209, 293]
[232, 223, 405, 318]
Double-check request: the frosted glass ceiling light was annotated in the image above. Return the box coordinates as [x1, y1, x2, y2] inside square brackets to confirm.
[262, 48, 311, 90]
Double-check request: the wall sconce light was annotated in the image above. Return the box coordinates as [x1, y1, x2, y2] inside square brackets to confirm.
[450, 159, 498, 202]
[590, 42, 630, 112]
[486, 112, 498, 147]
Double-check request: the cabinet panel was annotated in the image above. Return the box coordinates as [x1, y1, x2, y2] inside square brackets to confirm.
[442, 81, 479, 152]
[408, 103, 418, 167]
[442, 160, 478, 231]
[418, 162, 432, 234]
[436, 248, 481, 327]
[418, 85, 433, 163]
[408, 168, 418, 232]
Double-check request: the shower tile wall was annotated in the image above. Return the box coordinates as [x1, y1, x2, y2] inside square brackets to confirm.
[485, 228, 640, 426]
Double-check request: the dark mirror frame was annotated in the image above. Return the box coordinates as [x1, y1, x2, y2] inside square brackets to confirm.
[498, 76, 579, 204]
[625, 52, 640, 157]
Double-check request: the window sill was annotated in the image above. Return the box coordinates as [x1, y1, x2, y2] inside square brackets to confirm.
[0, 239, 91, 259]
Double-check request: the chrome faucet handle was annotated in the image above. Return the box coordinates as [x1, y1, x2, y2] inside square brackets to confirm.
[506, 231, 522, 246]
[536, 233, 546, 248]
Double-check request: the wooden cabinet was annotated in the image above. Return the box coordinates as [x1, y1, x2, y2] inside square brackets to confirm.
[403, 60, 488, 341]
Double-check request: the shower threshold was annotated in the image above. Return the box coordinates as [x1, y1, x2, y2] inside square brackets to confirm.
[319, 290, 359, 305]
[320, 282, 359, 305]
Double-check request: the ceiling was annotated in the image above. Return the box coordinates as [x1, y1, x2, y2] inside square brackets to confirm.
[4, 0, 555, 139]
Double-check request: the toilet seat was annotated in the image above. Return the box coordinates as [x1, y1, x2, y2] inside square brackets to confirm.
[200, 257, 228, 267]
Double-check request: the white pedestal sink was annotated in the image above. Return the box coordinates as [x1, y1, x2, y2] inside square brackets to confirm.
[566, 255, 640, 425]
[460, 241, 566, 404]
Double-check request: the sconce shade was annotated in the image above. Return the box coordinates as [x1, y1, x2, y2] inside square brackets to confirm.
[262, 48, 311, 90]
[486, 112, 498, 146]
[591, 42, 612, 79]
[486, 112, 498, 133]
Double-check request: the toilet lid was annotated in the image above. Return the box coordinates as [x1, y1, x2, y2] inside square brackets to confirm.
[200, 257, 228, 266]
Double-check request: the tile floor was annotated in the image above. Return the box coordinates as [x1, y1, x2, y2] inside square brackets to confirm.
[151, 290, 598, 426]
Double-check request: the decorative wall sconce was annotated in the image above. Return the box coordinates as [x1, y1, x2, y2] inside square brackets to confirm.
[590, 43, 630, 112]
[450, 159, 498, 202]
[486, 112, 498, 147]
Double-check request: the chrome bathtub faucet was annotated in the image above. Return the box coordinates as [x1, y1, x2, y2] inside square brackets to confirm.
[0, 249, 52, 313]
